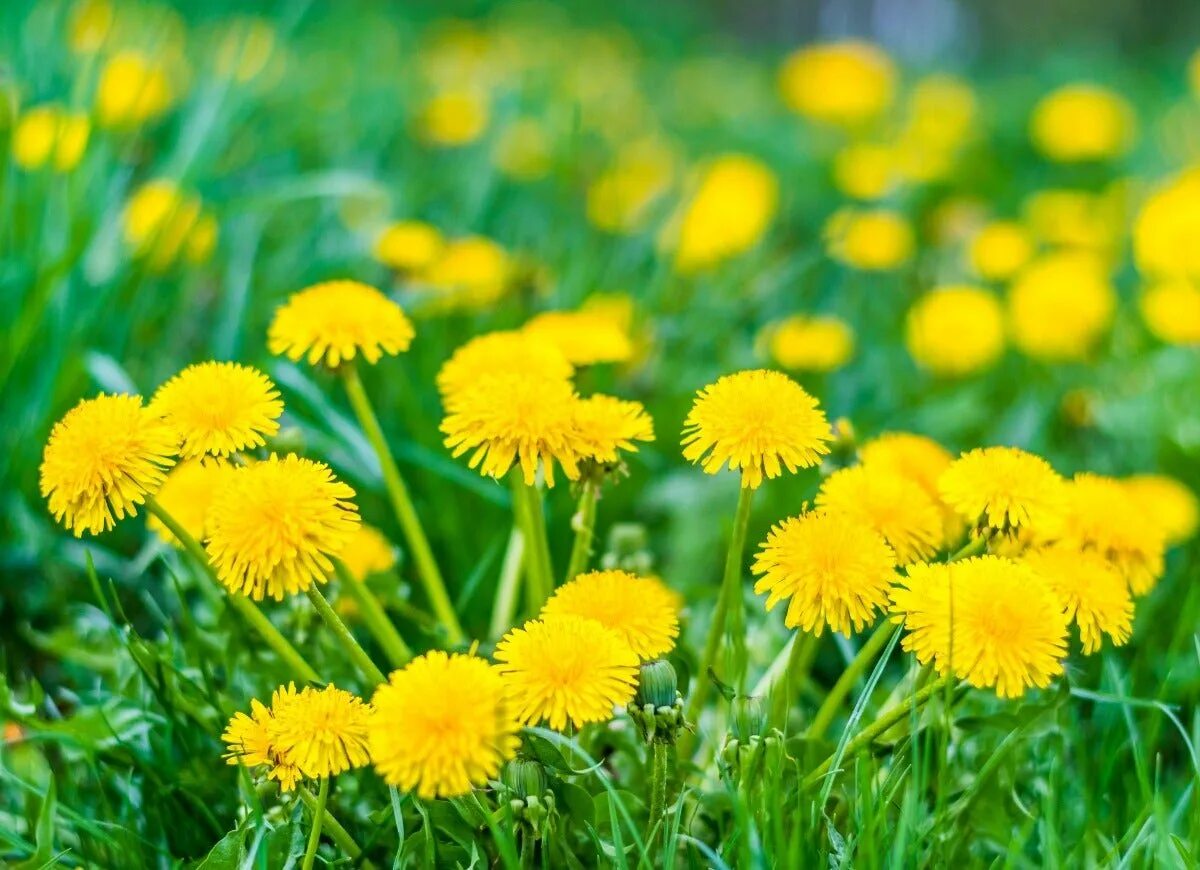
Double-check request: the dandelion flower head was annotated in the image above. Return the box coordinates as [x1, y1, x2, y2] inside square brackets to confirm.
[522, 310, 634, 366]
[905, 285, 1006, 377]
[269, 280, 415, 367]
[1029, 83, 1134, 163]
[778, 40, 896, 128]
[373, 220, 444, 273]
[269, 684, 372, 781]
[573, 395, 655, 465]
[1139, 280, 1200, 346]
[1122, 474, 1199, 546]
[222, 683, 302, 792]
[1008, 252, 1116, 361]
[338, 524, 397, 582]
[938, 446, 1066, 535]
[146, 458, 233, 548]
[436, 330, 573, 409]
[1022, 544, 1133, 654]
[816, 464, 944, 564]
[765, 315, 855, 373]
[541, 570, 680, 659]
[149, 361, 282, 458]
[825, 208, 914, 272]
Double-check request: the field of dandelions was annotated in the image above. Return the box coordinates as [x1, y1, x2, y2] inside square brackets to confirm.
[6, 1, 1200, 867]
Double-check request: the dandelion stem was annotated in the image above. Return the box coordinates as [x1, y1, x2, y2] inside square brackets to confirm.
[769, 631, 819, 732]
[682, 484, 755, 745]
[511, 476, 555, 613]
[144, 496, 321, 684]
[490, 525, 525, 639]
[300, 777, 330, 870]
[296, 785, 373, 868]
[333, 559, 412, 669]
[564, 477, 599, 584]
[806, 622, 897, 740]
[803, 675, 953, 789]
[341, 363, 464, 645]
[646, 740, 671, 850]
[947, 534, 988, 562]
[305, 585, 387, 686]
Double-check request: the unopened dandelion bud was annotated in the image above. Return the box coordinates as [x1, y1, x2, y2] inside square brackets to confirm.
[730, 695, 767, 742]
[636, 659, 678, 709]
[502, 757, 547, 801]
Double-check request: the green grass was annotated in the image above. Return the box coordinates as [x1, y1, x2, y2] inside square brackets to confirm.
[4, 0, 1200, 867]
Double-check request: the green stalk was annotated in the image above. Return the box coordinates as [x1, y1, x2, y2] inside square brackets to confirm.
[682, 484, 755, 741]
[803, 675, 952, 789]
[806, 622, 898, 740]
[300, 777, 330, 870]
[305, 586, 387, 686]
[333, 559, 412, 669]
[647, 740, 670, 848]
[511, 475, 555, 613]
[770, 631, 819, 732]
[144, 496, 321, 684]
[490, 525, 525, 639]
[564, 477, 599, 584]
[296, 786, 374, 869]
[341, 363, 464, 644]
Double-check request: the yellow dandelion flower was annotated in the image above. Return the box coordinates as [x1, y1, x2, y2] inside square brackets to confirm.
[223, 684, 303, 792]
[1123, 474, 1199, 546]
[11, 105, 90, 172]
[68, 0, 113, 54]
[122, 181, 215, 272]
[778, 40, 896, 128]
[905, 285, 1006, 377]
[339, 523, 397, 581]
[816, 465, 943, 564]
[441, 372, 583, 487]
[96, 51, 174, 128]
[418, 236, 513, 311]
[436, 330, 573, 409]
[751, 510, 897, 636]
[149, 362, 282, 458]
[1029, 84, 1134, 163]
[40, 394, 178, 537]
[765, 315, 855, 373]
[268, 280, 415, 367]
[832, 142, 896, 201]
[205, 454, 360, 600]
[1022, 544, 1133, 654]
[938, 446, 1066, 535]
[416, 90, 489, 147]
[369, 651, 520, 799]
[541, 570, 679, 659]
[269, 684, 371, 780]
[586, 137, 676, 234]
[825, 208, 914, 272]
[1133, 169, 1200, 280]
[890, 556, 1069, 698]
[146, 458, 233, 548]
[681, 369, 831, 489]
[969, 221, 1034, 282]
[1055, 473, 1166, 595]
[668, 154, 779, 273]
[373, 220, 444, 273]
[1008, 252, 1116, 362]
[572, 395, 654, 464]
[859, 432, 963, 546]
[522, 311, 634, 366]
[496, 615, 639, 730]
[1139, 280, 1200, 345]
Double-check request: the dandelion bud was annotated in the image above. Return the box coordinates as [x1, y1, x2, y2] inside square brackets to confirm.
[502, 757, 547, 801]
[729, 695, 767, 742]
[635, 659, 678, 709]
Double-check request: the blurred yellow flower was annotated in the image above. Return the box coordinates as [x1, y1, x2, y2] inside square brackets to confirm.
[903, 74, 977, 153]
[11, 105, 89, 172]
[146, 458, 232, 549]
[939, 446, 1065, 536]
[416, 90, 489, 147]
[495, 615, 639, 729]
[778, 40, 896, 128]
[1030, 84, 1134, 162]
[214, 17, 277, 83]
[906, 286, 1005, 377]
[832, 143, 896, 200]
[541, 569, 679, 659]
[969, 221, 1034, 282]
[1122, 474, 1199, 546]
[765, 315, 855, 373]
[40, 394, 178, 537]
[572, 395, 654, 464]
[825, 208, 914, 272]
[369, 651, 520, 798]
[268, 280, 415, 367]
[891, 556, 1068, 699]
[95, 51, 174, 128]
[681, 369, 831, 489]
[1133, 168, 1200, 280]
[522, 310, 634, 366]
[418, 236, 513, 311]
[338, 524, 397, 582]
[1139, 280, 1200, 344]
[493, 118, 552, 181]
[587, 137, 676, 234]
[205, 454, 360, 601]
[1024, 188, 1121, 252]
[437, 330, 573, 409]
[817, 465, 944, 564]
[373, 220, 444, 273]
[149, 362, 283, 459]
[668, 154, 778, 273]
[860, 432, 961, 546]
[1022, 544, 1133, 654]
[752, 509, 896, 636]
[67, 0, 113, 54]
[122, 181, 216, 271]
[1054, 473, 1167, 595]
[1008, 252, 1116, 361]
[441, 371, 583, 487]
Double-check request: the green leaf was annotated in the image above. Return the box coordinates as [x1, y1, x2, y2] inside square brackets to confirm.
[194, 826, 246, 870]
[12, 776, 55, 870]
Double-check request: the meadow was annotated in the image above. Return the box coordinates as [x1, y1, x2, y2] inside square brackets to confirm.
[4, 1, 1200, 867]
